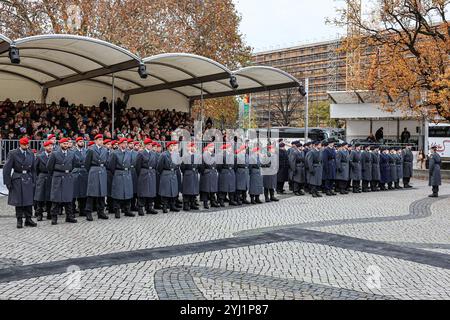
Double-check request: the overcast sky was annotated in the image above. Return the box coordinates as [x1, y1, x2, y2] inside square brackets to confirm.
[234, 0, 346, 52]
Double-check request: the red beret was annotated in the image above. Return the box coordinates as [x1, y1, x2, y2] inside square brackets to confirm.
[134, 141, 141, 146]
[166, 141, 178, 148]
[94, 134, 103, 140]
[118, 138, 128, 145]
[111, 140, 117, 145]
[104, 139, 111, 144]
[76, 137, 84, 142]
[43, 141, 53, 147]
[88, 141, 95, 146]
[59, 138, 69, 144]
[151, 141, 158, 146]
[127, 138, 134, 143]
[47, 134, 55, 140]
[144, 138, 153, 145]
[19, 137, 29, 145]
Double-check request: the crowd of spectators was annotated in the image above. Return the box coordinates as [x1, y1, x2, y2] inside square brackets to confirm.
[0, 97, 195, 141]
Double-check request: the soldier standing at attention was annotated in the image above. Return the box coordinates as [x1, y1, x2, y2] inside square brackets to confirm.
[152, 142, 163, 210]
[47, 138, 77, 225]
[235, 145, 250, 205]
[361, 145, 373, 193]
[262, 145, 279, 202]
[135, 138, 158, 215]
[402, 144, 414, 188]
[335, 143, 350, 195]
[288, 141, 306, 196]
[157, 141, 180, 213]
[199, 143, 220, 209]
[349, 144, 362, 193]
[104, 139, 114, 215]
[3, 137, 37, 229]
[84, 134, 109, 221]
[428, 145, 442, 198]
[395, 147, 404, 189]
[249, 147, 264, 204]
[379, 147, 391, 191]
[322, 140, 337, 196]
[218, 144, 238, 207]
[370, 146, 381, 192]
[72, 137, 88, 218]
[108, 138, 135, 219]
[130, 141, 140, 212]
[276, 143, 289, 194]
[180, 142, 201, 211]
[305, 141, 323, 198]
[389, 148, 398, 190]
[34, 140, 54, 221]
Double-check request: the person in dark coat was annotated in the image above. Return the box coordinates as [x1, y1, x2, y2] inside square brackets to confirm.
[34, 140, 54, 221]
[84, 134, 109, 221]
[303, 142, 312, 193]
[218, 144, 238, 207]
[388, 148, 397, 190]
[249, 147, 264, 203]
[235, 145, 251, 205]
[104, 139, 114, 214]
[335, 143, 350, 194]
[402, 144, 414, 188]
[305, 141, 323, 198]
[349, 144, 362, 193]
[135, 139, 159, 215]
[72, 137, 88, 217]
[153, 142, 163, 209]
[428, 146, 442, 197]
[129, 140, 140, 211]
[361, 145, 373, 192]
[107, 138, 135, 219]
[370, 146, 381, 192]
[322, 141, 337, 196]
[180, 142, 201, 211]
[3, 137, 37, 229]
[276, 143, 289, 194]
[262, 145, 279, 202]
[157, 141, 180, 213]
[199, 143, 219, 209]
[47, 138, 77, 225]
[288, 142, 306, 196]
[379, 147, 391, 191]
[395, 147, 404, 189]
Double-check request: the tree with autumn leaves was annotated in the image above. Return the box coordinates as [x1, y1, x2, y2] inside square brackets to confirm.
[0, 0, 251, 124]
[333, 0, 450, 122]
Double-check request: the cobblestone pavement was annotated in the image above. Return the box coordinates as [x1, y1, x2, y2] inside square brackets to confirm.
[0, 179, 449, 300]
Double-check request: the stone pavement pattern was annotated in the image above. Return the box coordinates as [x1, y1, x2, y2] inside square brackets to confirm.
[0, 179, 449, 300]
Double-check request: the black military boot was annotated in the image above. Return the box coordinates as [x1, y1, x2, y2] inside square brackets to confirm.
[51, 215, 58, 226]
[211, 198, 220, 208]
[326, 190, 334, 196]
[229, 193, 238, 206]
[241, 192, 251, 205]
[124, 205, 136, 217]
[250, 195, 256, 204]
[264, 189, 271, 202]
[138, 207, 145, 216]
[203, 201, 210, 209]
[17, 217, 23, 229]
[219, 198, 226, 207]
[36, 212, 43, 222]
[183, 200, 191, 211]
[65, 215, 77, 224]
[98, 211, 109, 220]
[270, 190, 279, 202]
[146, 203, 158, 215]
[86, 211, 94, 222]
[235, 193, 243, 206]
[190, 200, 200, 210]
[162, 203, 169, 214]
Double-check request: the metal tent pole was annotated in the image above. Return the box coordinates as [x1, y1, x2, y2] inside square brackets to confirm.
[305, 78, 309, 142]
[112, 73, 115, 137]
[201, 83, 204, 133]
[268, 90, 271, 129]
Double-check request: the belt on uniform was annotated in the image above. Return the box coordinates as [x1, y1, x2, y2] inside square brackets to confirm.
[224, 166, 234, 170]
[117, 168, 130, 171]
[142, 167, 154, 170]
[55, 170, 71, 173]
[164, 169, 175, 172]
[237, 166, 248, 169]
[20, 170, 30, 174]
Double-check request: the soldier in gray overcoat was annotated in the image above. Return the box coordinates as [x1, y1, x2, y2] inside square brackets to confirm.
[180, 142, 201, 211]
[335, 143, 350, 194]
[428, 146, 442, 197]
[395, 147, 404, 189]
[3, 137, 37, 229]
[129, 140, 140, 211]
[349, 144, 362, 193]
[153, 142, 163, 209]
[135, 139, 159, 215]
[402, 145, 414, 188]
[46, 138, 77, 225]
[249, 147, 264, 203]
[388, 148, 398, 190]
[305, 141, 323, 198]
[72, 137, 88, 217]
[84, 134, 109, 221]
[105, 139, 114, 214]
[370, 146, 381, 192]
[108, 138, 135, 219]
[218, 144, 238, 207]
[235, 146, 250, 205]
[361, 145, 373, 192]
[288, 142, 306, 196]
[34, 140, 54, 221]
[199, 143, 219, 209]
[262, 145, 279, 202]
[157, 141, 181, 213]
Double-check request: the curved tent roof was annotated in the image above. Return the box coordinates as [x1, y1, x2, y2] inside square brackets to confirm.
[0, 34, 303, 110]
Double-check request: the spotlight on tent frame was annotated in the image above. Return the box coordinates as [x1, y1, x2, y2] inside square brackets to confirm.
[229, 75, 239, 90]
[9, 45, 20, 64]
[138, 63, 148, 79]
[298, 84, 307, 97]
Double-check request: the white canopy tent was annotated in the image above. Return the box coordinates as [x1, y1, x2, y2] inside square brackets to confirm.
[0, 34, 304, 113]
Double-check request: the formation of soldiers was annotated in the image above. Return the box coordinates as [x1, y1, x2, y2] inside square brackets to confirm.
[2, 135, 442, 229]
